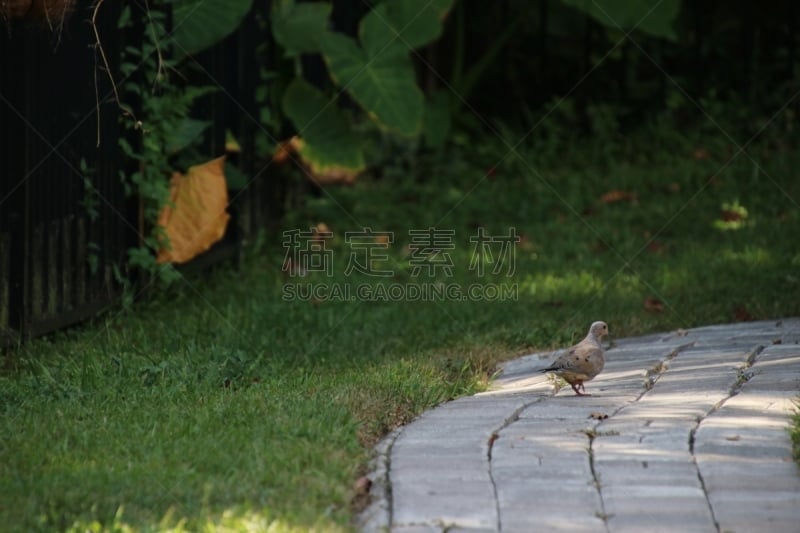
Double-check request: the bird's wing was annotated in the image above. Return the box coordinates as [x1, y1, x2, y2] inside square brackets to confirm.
[542, 341, 604, 377]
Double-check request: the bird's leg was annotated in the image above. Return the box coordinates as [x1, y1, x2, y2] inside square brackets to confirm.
[571, 381, 590, 396]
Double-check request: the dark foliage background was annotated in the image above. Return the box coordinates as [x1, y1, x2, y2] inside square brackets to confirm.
[421, 0, 799, 136]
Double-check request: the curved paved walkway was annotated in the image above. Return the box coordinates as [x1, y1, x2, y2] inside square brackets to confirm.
[358, 319, 800, 532]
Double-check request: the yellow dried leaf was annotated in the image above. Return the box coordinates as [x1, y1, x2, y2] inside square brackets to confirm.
[156, 156, 230, 264]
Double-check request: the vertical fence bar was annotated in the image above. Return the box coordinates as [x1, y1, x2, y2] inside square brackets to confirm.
[1, 2, 128, 343]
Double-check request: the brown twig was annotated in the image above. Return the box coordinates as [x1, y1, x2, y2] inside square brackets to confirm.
[91, 0, 144, 146]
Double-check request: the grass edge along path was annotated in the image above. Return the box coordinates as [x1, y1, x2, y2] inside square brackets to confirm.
[3, 126, 800, 531]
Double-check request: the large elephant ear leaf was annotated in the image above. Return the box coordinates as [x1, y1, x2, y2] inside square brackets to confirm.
[271, 0, 332, 56]
[316, 0, 453, 136]
[281, 78, 365, 173]
[172, 0, 253, 59]
[360, 0, 454, 56]
[559, 0, 680, 41]
[319, 31, 424, 136]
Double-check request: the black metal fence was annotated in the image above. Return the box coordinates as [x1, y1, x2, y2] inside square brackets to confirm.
[1, 2, 284, 344]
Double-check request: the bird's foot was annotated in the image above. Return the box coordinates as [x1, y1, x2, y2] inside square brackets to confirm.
[571, 382, 589, 396]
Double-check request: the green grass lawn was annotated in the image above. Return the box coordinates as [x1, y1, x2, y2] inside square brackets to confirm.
[2, 123, 799, 531]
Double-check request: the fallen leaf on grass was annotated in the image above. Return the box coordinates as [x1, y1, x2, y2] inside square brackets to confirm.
[353, 476, 372, 496]
[314, 222, 332, 239]
[600, 190, 638, 204]
[517, 233, 534, 251]
[693, 147, 710, 160]
[720, 209, 746, 222]
[352, 475, 373, 512]
[643, 297, 664, 313]
[156, 156, 230, 264]
[374, 234, 391, 245]
[734, 305, 753, 322]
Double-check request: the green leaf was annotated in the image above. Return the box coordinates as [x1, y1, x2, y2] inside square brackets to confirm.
[172, 0, 253, 59]
[423, 90, 451, 148]
[166, 118, 212, 153]
[281, 78, 365, 172]
[559, 0, 680, 41]
[320, 31, 423, 136]
[271, 0, 332, 56]
[224, 161, 249, 190]
[314, 0, 453, 136]
[118, 5, 131, 29]
[360, 0, 454, 56]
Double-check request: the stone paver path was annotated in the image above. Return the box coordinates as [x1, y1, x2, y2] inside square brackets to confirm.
[358, 319, 800, 532]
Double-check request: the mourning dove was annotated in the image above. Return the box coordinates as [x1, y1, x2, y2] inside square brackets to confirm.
[540, 321, 609, 396]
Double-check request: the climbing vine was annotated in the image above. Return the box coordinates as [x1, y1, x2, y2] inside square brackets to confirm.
[102, 1, 212, 284]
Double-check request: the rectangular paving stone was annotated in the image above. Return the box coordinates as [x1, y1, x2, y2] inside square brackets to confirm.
[492, 430, 591, 455]
[744, 353, 800, 391]
[485, 375, 553, 393]
[742, 374, 800, 391]
[501, 510, 606, 533]
[605, 483, 708, 500]
[695, 437, 793, 458]
[391, 525, 442, 533]
[426, 397, 527, 416]
[673, 346, 751, 358]
[517, 401, 621, 420]
[499, 419, 595, 440]
[606, 512, 714, 533]
[708, 490, 800, 533]
[699, 460, 800, 491]
[621, 391, 725, 412]
[392, 426, 488, 444]
[391, 475, 496, 529]
[694, 390, 796, 461]
[757, 343, 800, 357]
[496, 478, 600, 507]
[497, 479, 604, 533]
[390, 464, 490, 484]
[392, 438, 485, 455]
[594, 458, 698, 485]
[492, 463, 592, 483]
[603, 485, 716, 532]
[594, 434, 692, 462]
